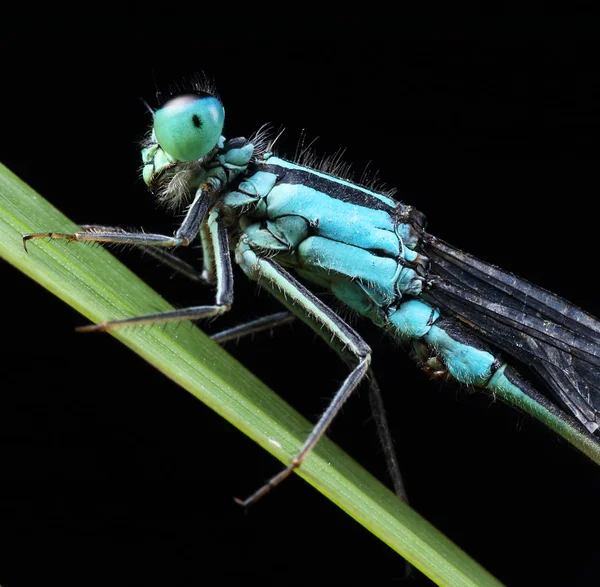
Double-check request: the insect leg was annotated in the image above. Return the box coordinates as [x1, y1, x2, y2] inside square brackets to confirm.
[234, 241, 372, 506]
[77, 208, 233, 332]
[212, 312, 408, 503]
[210, 312, 296, 344]
[75, 225, 210, 284]
[22, 186, 212, 251]
[364, 370, 407, 502]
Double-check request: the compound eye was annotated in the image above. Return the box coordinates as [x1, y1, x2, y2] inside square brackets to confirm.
[153, 93, 225, 161]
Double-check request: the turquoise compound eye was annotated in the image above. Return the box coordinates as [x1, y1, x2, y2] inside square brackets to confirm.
[153, 93, 225, 161]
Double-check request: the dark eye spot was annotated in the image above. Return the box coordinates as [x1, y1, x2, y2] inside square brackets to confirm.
[191, 114, 202, 128]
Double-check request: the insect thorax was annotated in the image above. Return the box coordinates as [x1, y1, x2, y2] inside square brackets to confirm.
[216, 141, 430, 328]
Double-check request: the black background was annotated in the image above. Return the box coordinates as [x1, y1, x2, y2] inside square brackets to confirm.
[2, 6, 600, 586]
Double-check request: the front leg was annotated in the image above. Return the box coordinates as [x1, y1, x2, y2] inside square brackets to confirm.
[23, 184, 213, 251]
[234, 238, 373, 506]
[71, 225, 209, 284]
[77, 207, 233, 332]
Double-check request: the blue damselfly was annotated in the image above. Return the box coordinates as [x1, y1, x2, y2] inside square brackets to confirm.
[9, 68, 600, 584]
[22, 79, 600, 512]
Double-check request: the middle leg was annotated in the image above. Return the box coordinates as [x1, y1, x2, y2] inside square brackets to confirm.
[234, 240, 374, 506]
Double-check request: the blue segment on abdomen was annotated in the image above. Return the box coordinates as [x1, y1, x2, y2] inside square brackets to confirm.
[389, 299, 440, 339]
[389, 299, 497, 386]
[424, 325, 496, 385]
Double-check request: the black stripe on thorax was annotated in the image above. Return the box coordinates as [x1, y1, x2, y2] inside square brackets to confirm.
[259, 162, 399, 213]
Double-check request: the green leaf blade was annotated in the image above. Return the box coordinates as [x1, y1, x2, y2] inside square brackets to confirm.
[0, 161, 504, 587]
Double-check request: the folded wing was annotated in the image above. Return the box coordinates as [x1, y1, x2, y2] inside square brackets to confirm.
[423, 235, 600, 434]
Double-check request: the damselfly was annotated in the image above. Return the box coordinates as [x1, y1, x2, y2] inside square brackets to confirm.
[22, 78, 600, 509]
